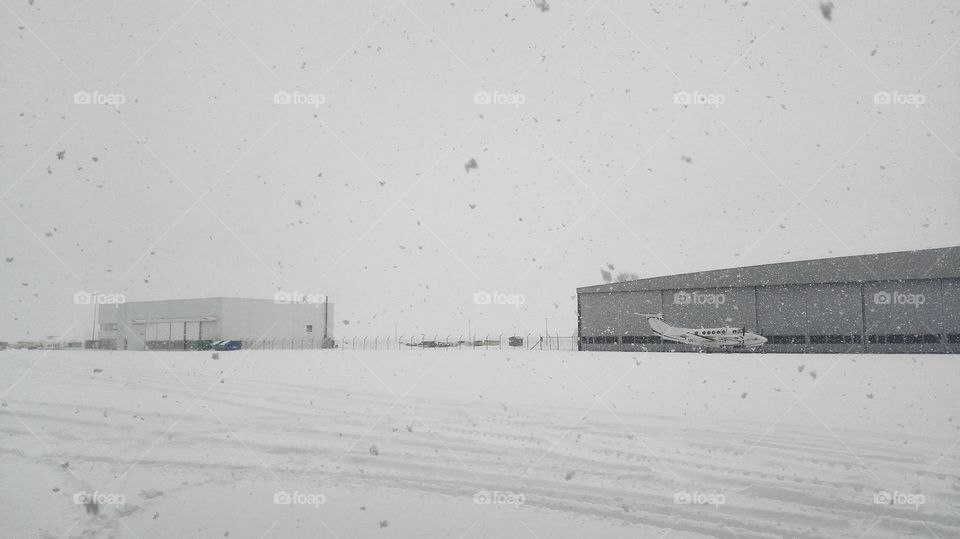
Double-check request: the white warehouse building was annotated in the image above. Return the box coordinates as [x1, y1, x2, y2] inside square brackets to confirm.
[96, 297, 333, 351]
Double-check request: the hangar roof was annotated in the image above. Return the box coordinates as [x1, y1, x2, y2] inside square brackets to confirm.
[577, 246, 960, 294]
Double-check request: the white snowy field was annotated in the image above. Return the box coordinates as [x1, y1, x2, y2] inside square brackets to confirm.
[1, 349, 958, 539]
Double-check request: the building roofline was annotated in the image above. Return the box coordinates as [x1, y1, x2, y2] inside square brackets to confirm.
[103, 296, 332, 305]
[577, 246, 960, 294]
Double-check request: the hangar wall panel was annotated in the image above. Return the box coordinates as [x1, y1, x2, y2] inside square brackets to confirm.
[943, 279, 960, 334]
[661, 288, 758, 330]
[610, 291, 662, 335]
[219, 298, 332, 340]
[123, 298, 221, 322]
[757, 284, 862, 335]
[863, 280, 943, 334]
[579, 293, 618, 336]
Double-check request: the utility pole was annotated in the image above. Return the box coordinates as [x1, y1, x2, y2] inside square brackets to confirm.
[323, 297, 329, 347]
[91, 292, 99, 346]
[544, 318, 549, 350]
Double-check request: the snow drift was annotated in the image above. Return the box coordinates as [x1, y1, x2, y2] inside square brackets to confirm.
[1, 349, 958, 538]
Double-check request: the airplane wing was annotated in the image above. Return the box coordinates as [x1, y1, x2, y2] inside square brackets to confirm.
[689, 333, 746, 347]
[655, 330, 706, 345]
[681, 333, 718, 345]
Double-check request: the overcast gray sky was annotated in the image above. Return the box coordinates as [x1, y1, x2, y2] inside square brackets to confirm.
[1, 0, 958, 341]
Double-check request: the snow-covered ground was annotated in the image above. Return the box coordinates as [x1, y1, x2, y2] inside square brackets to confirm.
[1, 349, 958, 538]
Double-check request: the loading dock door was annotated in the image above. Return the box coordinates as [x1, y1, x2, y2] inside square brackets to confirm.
[169, 322, 185, 341]
[185, 322, 200, 340]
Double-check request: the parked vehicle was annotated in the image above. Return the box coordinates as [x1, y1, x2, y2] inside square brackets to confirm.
[211, 340, 242, 351]
[405, 340, 455, 348]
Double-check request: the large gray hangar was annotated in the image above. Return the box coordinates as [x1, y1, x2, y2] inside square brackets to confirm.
[577, 247, 960, 353]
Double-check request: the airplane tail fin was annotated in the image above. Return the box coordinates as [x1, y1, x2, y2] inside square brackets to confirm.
[636, 312, 669, 334]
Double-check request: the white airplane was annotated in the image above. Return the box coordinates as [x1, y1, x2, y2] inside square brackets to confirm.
[638, 313, 767, 350]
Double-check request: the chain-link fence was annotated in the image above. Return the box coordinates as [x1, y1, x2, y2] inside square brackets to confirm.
[238, 335, 580, 351]
[240, 337, 334, 350]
